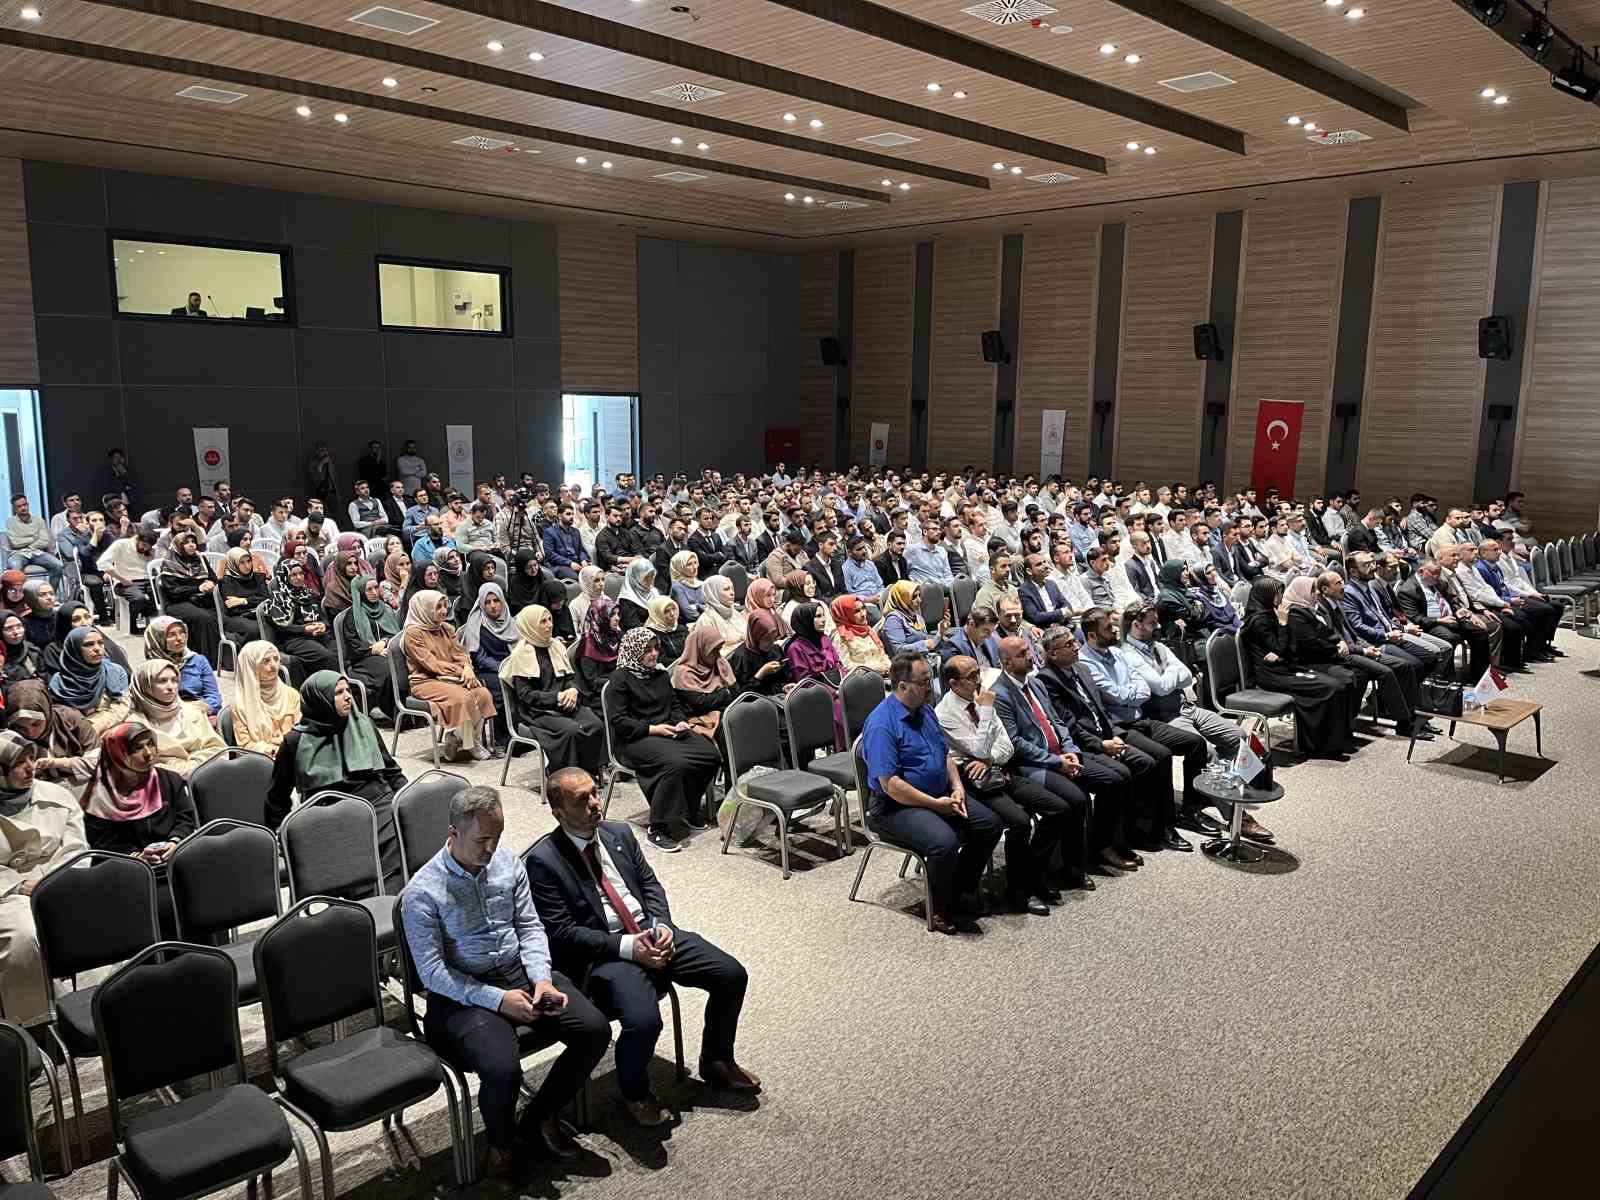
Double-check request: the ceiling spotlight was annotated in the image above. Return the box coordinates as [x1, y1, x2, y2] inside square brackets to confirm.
[1552, 55, 1600, 102]
[926, 82, 942, 92]
[1494, 93, 1510, 105]
[1009, 165, 1022, 174]
[782, 112, 797, 123]
[1124, 53, 1141, 64]
[669, 136, 683, 145]
[1099, 42, 1117, 55]
[19, 5, 40, 19]
[953, 90, 967, 99]
[1287, 115, 1302, 125]
[784, 193, 795, 201]
[1126, 141, 1140, 150]
[1324, 0, 1342, 7]
[1345, 6, 1364, 16]
[381, 76, 398, 88]
[696, 142, 709, 151]
[993, 162, 1006, 171]
[575, 156, 588, 164]
[898, 182, 911, 191]
[1144, 145, 1156, 155]
[1520, 18, 1555, 61]
[882, 178, 893, 186]
[802, 195, 815, 204]
[528, 51, 544, 61]
[333, 112, 349, 124]
[808, 118, 824, 129]
[295, 105, 312, 117]
[1468, 0, 1507, 26]
[601, 161, 613, 169]
[1480, 87, 1497, 98]
[1304, 122, 1318, 131]
[485, 40, 502, 52]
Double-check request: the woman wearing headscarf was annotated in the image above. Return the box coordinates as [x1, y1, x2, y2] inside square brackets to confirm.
[279, 529, 323, 600]
[504, 548, 545, 616]
[694, 574, 746, 658]
[881, 580, 941, 658]
[575, 595, 622, 713]
[155, 529, 223, 666]
[729, 611, 789, 698]
[646, 595, 685, 664]
[126, 659, 225, 778]
[668, 550, 703, 624]
[498, 604, 606, 777]
[1190, 564, 1240, 633]
[320, 549, 365, 617]
[434, 547, 466, 614]
[1239, 577, 1358, 760]
[569, 564, 605, 635]
[49, 625, 132, 734]
[786, 602, 848, 745]
[217, 545, 271, 646]
[617, 558, 658, 632]
[0, 613, 42, 690]
[5, 679, 100, 788]
[780, 570, 834, 636]
[829, 595, 891, 676]
[459, 580, 518, 731]
[264, 557, 340, 682]
[402, 589, 498, 761]
[0, 571, 28, 617]
[456, 552, 498, 625]
[341, 574, 401, 712]
[533, 571, 576, 643]
[608, 627, 722, 853]
[744, 577, 789, 638]
[19, 580, 57, 649]
[1155, 559, 1205, 644]
[143, 614, 222, 715]
[381, 550, 411, 610]
[266, 672, 407, 895]
[669, 624, 738, 725]
[224, 524, 271, 577]
[230, 641, 301, 758]
[1283, 574, 1365, 724]
[0, 729, 87, 1023]
[402, 559, 442, 613]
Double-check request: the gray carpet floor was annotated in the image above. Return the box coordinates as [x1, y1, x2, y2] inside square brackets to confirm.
[19, 628, 1600, 1200]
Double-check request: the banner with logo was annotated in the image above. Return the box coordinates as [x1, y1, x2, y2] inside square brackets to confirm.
[868, 422, 890, 467]
[446, 425, 474, 496]
[1040, 409, 1067, 479]
[192, 427, 230, 496]
[1249, 399, 1306, 499]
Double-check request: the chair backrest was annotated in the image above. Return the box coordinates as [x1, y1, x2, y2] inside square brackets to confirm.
[93, 943, 243, 1142]
[1204, 631, 1242, 707]
[1559, 538, 1575, 577]
[600, 675, 631, 771]
[256, 606, 275, 646]
[147, 558, 170, 613]
[189, 746, 273, 826]
[724, 692, 783, 778]
[0, 1021, 41, 1177]
[333, 606, 355, 674]
[603, 572, 624, 599]
[394, 769, 469, 882]
[218, 705, 238, 746]
[169, 819, 281, 941]
[919, 583, 947, 630]
[1584, 532, 1597, 571]
[849, 737, 883, 841]
[1232, 627, 1260, 690]
[840, 667, 887, 744]
[784, 678, 838, 765]
[951, 577, 980, 626]
[280, 791, 385, 901]
[564, 578, 581, 604]
[1543, 541, 1563, 582]
[202, 550, 226, 576]
[1531, 546, 1550, 587]
[722, 561, 750, 604]
[256, 898, 381, 1066]
[31, 850, 160, 982]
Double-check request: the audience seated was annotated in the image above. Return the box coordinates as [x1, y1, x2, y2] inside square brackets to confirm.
[402, 589, 499, 762]
[829, 595, 890, 676]
[126, 660, 225, 777]
[5, 679, 99, 788]
[49, 624, 131, 734]
[882, 580, 941, 664]
[729, 612, 789, 699]
[1395, 555, 1498, 681]
[1240, 579, 1360, 761]
[263, 557, 340, 683]
[694, 574, 746, 658]
[575, 595, 622, 712]
[0, 611, 42, 689]
[143, 615, 221, 715]
[19, 580, 57, 649]
[667, 550, 704, 624]
[157, 530, 224, 665]
[230, 641, 301, 757]
[938, 604, 1001, 669]
[646, 595, 685, 665]
[500, 605, 607, 778]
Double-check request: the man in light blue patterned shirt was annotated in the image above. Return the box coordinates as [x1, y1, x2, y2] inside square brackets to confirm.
[402, 785, 610, 1177]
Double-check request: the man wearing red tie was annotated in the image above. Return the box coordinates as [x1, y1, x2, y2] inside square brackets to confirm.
[526, 768, 760, 1128]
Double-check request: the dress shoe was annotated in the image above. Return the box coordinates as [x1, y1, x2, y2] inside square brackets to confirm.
[1067, 876, 1096, 892]
[1099, 848, 1137, 871]
[701, 1059, 762, 1092]
[1038, 886, 1064, 904]
[1549, 647, 1567, 657]
[1161, 832, 1193, 852]
[1126, 850, 1145, 866]
[483, 1146, 519, 1183]
[1008, 895, 1051, 916]
[1177, 808, 1224, 835]
[537, 1117, 582, 1163]
[625, 1096, 671, 1126]
[930, 913, 961, 935]
[1406, 725, 1437, 742]
[1240, 815, 1274, 843]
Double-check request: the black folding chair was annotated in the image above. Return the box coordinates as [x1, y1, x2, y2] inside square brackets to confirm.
[846, 739, 933, 931]
[386, 636, 441, 767]
[720, 561, 750, 605]
[0, 1017, 69, 1181]
[497, 683, 549, 793]
[919, 582, 948, 629]
[257, 898, 468, 1195]
[169, 819, 282, 1006]
[950, 577, 980, 626]
[332, 608, 372, 713]
[279, 792, 397, 954]
[392, 769, 470, 884]
[189, 746, 273, 827]
[1205, 631, 1294, 755]
[721, 693, 842, 878]
[93, 942, 312, 1200]
[599, 677, 635, 820]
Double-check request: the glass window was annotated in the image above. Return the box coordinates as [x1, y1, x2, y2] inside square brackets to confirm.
[377, 259, 508, 334]
[110, 236, 291, 322]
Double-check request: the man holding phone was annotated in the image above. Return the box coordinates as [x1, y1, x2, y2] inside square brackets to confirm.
[527, 767, 760, 1129]
[401, 786, 611, 1180]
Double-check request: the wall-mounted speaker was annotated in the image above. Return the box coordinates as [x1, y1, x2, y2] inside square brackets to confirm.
[1192, 322, 1225, 362]
[819, 336, 845, 366]
[980, 330, 1010, 364]
[1478, 315, 1513, 361]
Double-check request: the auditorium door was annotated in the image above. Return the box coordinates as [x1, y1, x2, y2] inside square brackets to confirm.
[562, 394, 638, 492]
[0, 390, 47, 514]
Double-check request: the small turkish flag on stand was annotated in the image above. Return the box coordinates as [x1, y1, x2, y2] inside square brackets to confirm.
[1250, 399, 1306, 500]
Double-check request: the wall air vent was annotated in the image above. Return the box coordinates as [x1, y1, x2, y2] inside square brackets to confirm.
[1026, 172, 1078, 183]
[1308, 129, 1371, 145]
[452, 135, 516, 151]
[654, 170, 708, 182]
[857, 132, 921, 147]
[1158, 71, 1236, 93]
[348, 7, 439, 35]
[175, 84, 247, 104]
[962, 0, 1057, 24]
[650, 83, 726, 103]
[824, 200, 870, 209]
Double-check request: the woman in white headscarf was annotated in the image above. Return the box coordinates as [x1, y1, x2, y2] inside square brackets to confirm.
[459, 580, 519, 737]
[125, 659, 225, 778]
[498, 604, 605, 776]
[693, 574, 746, 658]
[569, 564, 605, 635]
[616, 557, 658, 633]
[230, 641, 301, 758]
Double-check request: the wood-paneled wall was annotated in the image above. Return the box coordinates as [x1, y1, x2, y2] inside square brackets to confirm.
[1358, 187, 1499, 505]
[0, 158, 37, 387]
[850, 244, 914, 466]
[795, 251, 837, 470]
[1114, 216, 1212, 486]
[1016, 229, 1098, 482]
[927, 239, 999, 473]
[1514, 179, 1600, 535]
[558, 225, 637, 394]
[1227, 201, 1346, 497]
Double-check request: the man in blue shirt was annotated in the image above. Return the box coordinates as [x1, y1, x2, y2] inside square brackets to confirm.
[904, 522, 955, 588]
[860, 652, 1002, 934]
[401, 786, 610, 1178]
[842, 534, 884, 600]
[409, 514, 455, 568]
[403, 487, 441, 539]
[540, 502, 588, 580]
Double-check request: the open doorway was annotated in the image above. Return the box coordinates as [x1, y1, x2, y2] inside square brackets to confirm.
[0, 390, 48, 513]
[562, 393, 639, 491]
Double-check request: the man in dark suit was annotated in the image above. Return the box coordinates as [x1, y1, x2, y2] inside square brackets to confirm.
[685, 508, 726, 566]
[1343, 508, 1382, 557]
[1019, 551, 1074, 629]
[875, 530, 912, 588]
[1395, 556, 1497, 681]
[526, 768, 759, 1127]
[937, 604, 1001, 668]
[805, 530, 848, 600]
[753, 508, 783, 562]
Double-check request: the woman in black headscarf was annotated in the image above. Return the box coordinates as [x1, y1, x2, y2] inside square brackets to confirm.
[263, 558, 339, 683]
[456, 551, 497, 624]
[534, 570, 576, 642]
[157, 530, 223, 666]
[401, 559, 442, 614]
[435, 547, 467, 618]
[1239, 576, 1357, 760]
[217, 545, 271, 646]
[504, 548, 544, 616]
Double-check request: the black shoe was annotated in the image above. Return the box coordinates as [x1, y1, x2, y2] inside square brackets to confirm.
[1177, 808, 1224, 835]
[1039, 887, 1064, 904]
[1008, 895, 1051, 916]
[1161, 832, 1193, 852]
[647, 829, 683, 853]
[1549, 647, 1567, 657]
[684, 810, 708, 830]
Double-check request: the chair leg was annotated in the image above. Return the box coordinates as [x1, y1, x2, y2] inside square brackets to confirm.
[286, 1127, 314, 1200]
[848, 842, 874, 902]
[308, 1121, 334, 1200]
[107, 1158, 119, 1200]
[389, 719, 402, 755]
[601, 771, 615, 820]
[429, 721, 441, 768]
[438, 1068, 469, 1187]
[897, 853, 911, 879]
[720, 800, 741, 856]
[499, 740, 513, 785]
[669, 987, 687, 1082]
[776, 811, 791, 879]
[261, 1166, 275, 1200]
[919, 860, 934, 931]
[63, 1043, 89, 1165]
[40, 1059, 71, 1175]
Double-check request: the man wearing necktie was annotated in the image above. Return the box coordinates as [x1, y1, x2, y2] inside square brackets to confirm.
[527, 768, 759, 1129]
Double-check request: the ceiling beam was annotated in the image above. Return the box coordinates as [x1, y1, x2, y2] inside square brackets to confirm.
[761, 0, 1248, 152]
[0, 27, 889, 202]
[421, 0, 1112, 172]
[1102, 0, 1410, 131]
[77, 0, 989, 189]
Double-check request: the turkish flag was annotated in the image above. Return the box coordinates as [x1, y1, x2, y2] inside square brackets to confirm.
[1249, 399, 1306, 500]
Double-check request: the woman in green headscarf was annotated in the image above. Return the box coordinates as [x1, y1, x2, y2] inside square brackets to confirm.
[338, 575, 400, 718]
[266, 670, 407, 893]
[1154, 558, 1204, 641]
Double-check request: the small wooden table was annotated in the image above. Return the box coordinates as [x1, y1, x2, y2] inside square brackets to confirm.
[1407, 698, 1544, 784]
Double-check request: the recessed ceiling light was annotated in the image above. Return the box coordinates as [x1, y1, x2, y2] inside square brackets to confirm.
[953, 90, 967, 99]
[19, 5, 40, 20]
[334, 112, 349, 124]
[1346, 6, 1364, 16]
[1494, 94, 1509, 105]
[669, 136, 683, 145]
[136, 248, 145, 254]
[1144, 145, 1156, 155]
[1324, 0, 1343, 7]
[1124, 53, 1141, 64]
[1099, 43, 1117, 55]
[528, 51, 544, 61]
[993, 161, 1006, 171]
[601, 161, 613, 169]
[1009, 165, 1022, 174]
[486, 40, 502, 52]
[782, 112, 797, 123]
[382, 77, 398, 88]
[575, 155, 588, 164]
[1481, 87, 1497, 97]
[881, 178, 893, 186]
[784, 192, 795, 201]
[803, 195, 815, 204]
[157, 250, 164, 255]
[926, 82, 942, 92]
[1132, 209, 1143, 215]
[898, 182, 911, 191]
[295, 104, 312, 117]
[1126, 141, 1141, 150]
[696, 142, 710, 151]
[1304, 122, 1318, 131]
[1287, 115, 1302, 125]
[808, 118, 824, 129]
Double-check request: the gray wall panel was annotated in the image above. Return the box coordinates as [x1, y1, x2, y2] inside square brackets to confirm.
[382, 332, 514, 391]
[293, 389, 389, 494]
[104, 172, 286, 244]
[35, 316, 118, 387]
[295, 330, 383, 390]
[378, 206, 511, 266]
[295, 248, 380, 330]
[284, 194, 376, 252]
[40, 387, 125, 501]
[510, 225, 560, 344]
[116, 322, 295, 388]
[123, 386, 301, 501]
[28, 224, 113, 317]
[23, 162, 105, 228]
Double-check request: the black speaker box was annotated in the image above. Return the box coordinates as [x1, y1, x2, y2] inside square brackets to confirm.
[980, 330, 1008, 363]
[819, 336, 844, 366]
[1478, 315, 1513, 361]
[1193, 322, 1225, 362]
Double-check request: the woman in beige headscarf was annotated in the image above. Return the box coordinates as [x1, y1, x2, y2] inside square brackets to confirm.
[498, 604, 605, 776]
[125, 659, 225, 777]
[402, 589, 497, 761]
[230, 641, 302, 758]
[693, 574, 746, 658]
[569, 564, 605, 635]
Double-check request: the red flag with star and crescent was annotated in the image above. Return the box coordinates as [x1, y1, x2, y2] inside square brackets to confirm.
[1249, 399, 1306, 500]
